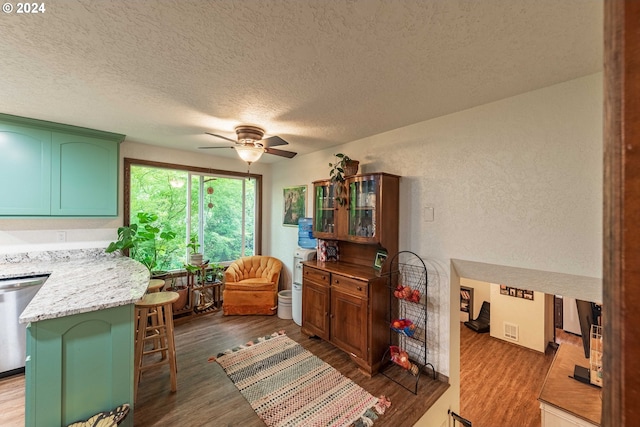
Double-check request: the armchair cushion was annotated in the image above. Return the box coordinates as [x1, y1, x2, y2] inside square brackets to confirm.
[223, 256, 283, 315]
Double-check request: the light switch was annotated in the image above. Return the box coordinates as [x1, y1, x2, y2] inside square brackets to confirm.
[424, 207, 434, 222]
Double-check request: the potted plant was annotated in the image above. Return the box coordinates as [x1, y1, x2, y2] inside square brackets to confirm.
[166, 276, 190, 311]
[105, 212, 177, 277]
[208, 262, 225, 283]
[187, 235, 203, 266]
[329, 153, 359, 206]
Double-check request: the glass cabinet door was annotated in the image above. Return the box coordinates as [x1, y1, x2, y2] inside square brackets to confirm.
[348, 175, 378, 240]
[313, 180, 336, 237]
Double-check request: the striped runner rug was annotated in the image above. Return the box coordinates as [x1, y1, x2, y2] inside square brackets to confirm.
[213, 331, 390, 427]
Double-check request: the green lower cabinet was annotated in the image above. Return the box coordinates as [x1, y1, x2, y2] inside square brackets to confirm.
[25, 305, 134, 427]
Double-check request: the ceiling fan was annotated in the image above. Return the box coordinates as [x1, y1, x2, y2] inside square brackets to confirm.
[200, 125, 297, 165]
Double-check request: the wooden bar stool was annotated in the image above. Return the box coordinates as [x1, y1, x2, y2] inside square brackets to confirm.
[147, 279, 165, 293]
[143, 278, 167, 353]
[134, 291, 179, 402]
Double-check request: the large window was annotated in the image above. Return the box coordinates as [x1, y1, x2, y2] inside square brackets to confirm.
[125, 159, 262, 271]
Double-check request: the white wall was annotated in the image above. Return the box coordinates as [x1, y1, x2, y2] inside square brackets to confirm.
[267, 73, 603, 426]
[489, 285, 548, 352]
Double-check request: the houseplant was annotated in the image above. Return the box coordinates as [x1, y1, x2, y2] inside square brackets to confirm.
[105, 212, 177, 276]
[329, 153, 359, 206]
[187, 235, 203, 266]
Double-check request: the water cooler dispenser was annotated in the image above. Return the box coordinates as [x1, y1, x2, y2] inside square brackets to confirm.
[293, 247, 316, 326]
[293, 218, 317, 326]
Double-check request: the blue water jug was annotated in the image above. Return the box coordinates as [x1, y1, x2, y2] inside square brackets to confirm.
[298, 217, 317, 249]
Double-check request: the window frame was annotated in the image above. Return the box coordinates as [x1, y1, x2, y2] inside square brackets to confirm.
[123, 158, 263, 263]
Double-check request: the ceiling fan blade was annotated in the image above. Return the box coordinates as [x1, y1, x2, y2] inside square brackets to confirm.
[261, 135, 289, 147]
[198, 146, 234, 150]
[205, 132, 238, 144]
[264, 147, 297, 158]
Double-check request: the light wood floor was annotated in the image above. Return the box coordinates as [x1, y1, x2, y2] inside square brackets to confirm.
[459, 323, 582, 427]
[0, 311, 448, 426]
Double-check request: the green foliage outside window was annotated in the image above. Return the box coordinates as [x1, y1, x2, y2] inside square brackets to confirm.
[130, 165, 256, 271]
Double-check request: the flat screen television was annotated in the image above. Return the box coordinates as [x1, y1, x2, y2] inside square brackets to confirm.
[575, 299, 602, 359]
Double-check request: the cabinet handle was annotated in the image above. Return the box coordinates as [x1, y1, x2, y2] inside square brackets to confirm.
[335, 280, 339, 284]
[357, 286, 362, 291]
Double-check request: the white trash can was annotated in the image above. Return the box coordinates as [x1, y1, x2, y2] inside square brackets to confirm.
[292, 283, 302, 326]
[277, 290, 293, 320]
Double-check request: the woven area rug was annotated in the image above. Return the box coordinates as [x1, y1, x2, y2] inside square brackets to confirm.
[212, 331, 390, 427]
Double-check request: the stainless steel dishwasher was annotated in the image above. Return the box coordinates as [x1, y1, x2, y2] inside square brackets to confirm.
[0, 274, 49, 377]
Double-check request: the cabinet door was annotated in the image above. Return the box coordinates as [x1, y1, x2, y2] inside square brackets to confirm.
[0, 124, 51, 215]
[313, 180, 337, 238]
[330, 286, 368, 360]
[25, 305, 134, 427]
[347, 175, 379, 243]
[302, 280, 330, 340]
[51, 133, 119, 215]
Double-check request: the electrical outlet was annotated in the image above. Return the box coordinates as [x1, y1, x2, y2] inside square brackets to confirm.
[56, 231, 66, 242]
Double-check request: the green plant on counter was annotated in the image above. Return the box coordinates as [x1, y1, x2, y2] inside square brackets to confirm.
[106, 212, 177, 275]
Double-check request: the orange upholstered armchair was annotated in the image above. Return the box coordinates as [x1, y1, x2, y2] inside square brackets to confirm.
[222, 256, 283, 315]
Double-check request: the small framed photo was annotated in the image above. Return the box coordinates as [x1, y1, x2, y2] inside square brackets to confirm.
[373, 250, 388, 270]
[283, 185, 307, 226]
[516, 289, 524, 298]
[523, 290, 534, 300]
[509, 287, 516, 297]
[500, 284, 508, 295]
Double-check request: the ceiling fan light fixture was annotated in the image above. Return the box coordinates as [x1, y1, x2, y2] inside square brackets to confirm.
[235, 125, 265, 143]
[236, 145, 265, 164]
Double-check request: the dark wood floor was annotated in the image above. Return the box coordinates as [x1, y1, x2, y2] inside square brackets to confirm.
[0, 314, 582, 427]
[135, 311, 448, 426]
[459, 323, 582, 427]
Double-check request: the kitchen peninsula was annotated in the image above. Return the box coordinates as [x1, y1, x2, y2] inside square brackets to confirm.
[2, 248, 149, 427]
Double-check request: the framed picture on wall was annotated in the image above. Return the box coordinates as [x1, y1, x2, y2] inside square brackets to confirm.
[523, 290, 534, 300]
[283, 185, 307, 226]
[500, 284, 508, 295]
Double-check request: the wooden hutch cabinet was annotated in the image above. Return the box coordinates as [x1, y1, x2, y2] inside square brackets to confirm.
[301, 262, 388, 375]
[303, 172, 399, 375]
[312, 173, 399, 249]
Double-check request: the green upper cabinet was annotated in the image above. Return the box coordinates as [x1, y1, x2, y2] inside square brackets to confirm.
[0, 114, 125, 217]
[51, 133, 119, 216]
[0, 124, 52, 215]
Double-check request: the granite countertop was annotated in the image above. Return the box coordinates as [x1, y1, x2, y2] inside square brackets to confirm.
[0, 249, 150, 324]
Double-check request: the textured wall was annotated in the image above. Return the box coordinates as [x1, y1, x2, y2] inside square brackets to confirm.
[269, 74, 603, 420]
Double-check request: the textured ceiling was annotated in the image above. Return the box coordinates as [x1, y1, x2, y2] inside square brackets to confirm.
[0, 0, 602, 162]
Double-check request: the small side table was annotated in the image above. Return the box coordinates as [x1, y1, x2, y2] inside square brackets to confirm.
[186, 264, 224, 314]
